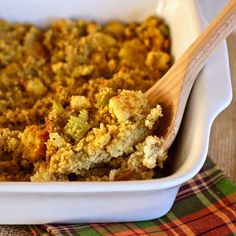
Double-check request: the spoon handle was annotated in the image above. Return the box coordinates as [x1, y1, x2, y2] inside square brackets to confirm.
[147, 0, 236, 102]
[181, 0, 236, 88]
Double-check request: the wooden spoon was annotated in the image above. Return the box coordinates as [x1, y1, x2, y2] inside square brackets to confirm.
[145, 0, 236, 151]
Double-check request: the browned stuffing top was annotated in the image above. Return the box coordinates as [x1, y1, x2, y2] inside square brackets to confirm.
[0, 16, 171, 181]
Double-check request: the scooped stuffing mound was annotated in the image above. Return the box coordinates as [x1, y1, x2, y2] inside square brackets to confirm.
[30, 89, 167, 181]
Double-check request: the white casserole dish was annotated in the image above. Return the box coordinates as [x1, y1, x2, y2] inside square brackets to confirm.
[0, 0, 232, 224]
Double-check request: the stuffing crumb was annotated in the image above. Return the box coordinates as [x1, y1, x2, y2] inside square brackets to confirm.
[145, 105, 163, 129]
[70, 96, 91, 110]
[109, 169, 119, 181]
[143, 136, 167, 169]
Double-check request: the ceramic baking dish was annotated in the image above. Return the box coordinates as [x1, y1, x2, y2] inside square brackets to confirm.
[0, 0, 232, 224]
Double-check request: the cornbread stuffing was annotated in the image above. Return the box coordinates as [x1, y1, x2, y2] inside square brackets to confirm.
[0, 16, 171, 181]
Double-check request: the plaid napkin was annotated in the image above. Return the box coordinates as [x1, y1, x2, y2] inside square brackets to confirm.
[29, 157, 236, 236]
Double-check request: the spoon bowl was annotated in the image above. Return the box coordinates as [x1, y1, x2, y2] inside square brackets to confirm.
[146, 0, 236, 150]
